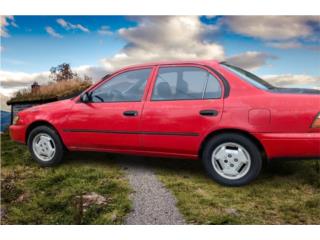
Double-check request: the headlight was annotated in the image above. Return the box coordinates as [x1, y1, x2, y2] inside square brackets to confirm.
[311, 112, 320, 128]
[13, 115, 20, 125]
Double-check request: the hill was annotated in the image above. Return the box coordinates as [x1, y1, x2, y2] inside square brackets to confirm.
[1, 110, 11, 132]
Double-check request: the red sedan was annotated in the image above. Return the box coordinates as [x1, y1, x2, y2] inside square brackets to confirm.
[10, 60, 320, 186]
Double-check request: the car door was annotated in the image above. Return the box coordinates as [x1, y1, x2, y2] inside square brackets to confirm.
[140, 65, 224, 157]
[62, 67, 154, 151]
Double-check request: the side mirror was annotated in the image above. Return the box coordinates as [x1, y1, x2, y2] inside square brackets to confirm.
[80, 92, 91, 103]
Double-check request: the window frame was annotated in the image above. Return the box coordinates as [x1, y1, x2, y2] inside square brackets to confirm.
[149, 65, 224, 102]
[83, 66, 154, 103]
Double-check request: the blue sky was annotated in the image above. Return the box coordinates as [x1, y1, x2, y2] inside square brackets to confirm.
[1, 16, 133, 72]
[1, 16, 319, 96]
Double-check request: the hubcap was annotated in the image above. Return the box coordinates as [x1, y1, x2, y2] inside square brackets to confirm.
[211, 142, 251, 180]
[32, 133, 56, 161]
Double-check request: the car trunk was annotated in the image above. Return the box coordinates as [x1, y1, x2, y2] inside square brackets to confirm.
[266, 89, 320, 133]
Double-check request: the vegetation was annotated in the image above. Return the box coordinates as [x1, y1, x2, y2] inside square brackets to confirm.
[8, 63, 92, 104]
[50, 63, 76, 82]
[8, 79, 92, 104]
[1, 133, 131, 224]
[49, 63, 91, 83]
[1, 129, 319, 224]
[148, 157, 320, 224]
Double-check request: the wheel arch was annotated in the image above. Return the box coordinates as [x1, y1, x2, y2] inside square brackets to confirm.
[25, 120, 65, 147]
[199, 128, 268, 163]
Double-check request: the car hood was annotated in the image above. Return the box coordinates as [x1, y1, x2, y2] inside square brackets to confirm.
[21, 99, 74, 114]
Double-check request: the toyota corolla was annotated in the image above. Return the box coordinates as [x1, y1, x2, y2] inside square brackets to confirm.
[9, 60, 320, 186]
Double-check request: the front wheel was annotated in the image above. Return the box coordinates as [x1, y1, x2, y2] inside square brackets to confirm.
[27, 125, 64, 167]
[202, 133, 263, 186]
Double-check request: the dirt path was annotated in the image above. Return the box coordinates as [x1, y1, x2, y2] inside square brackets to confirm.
[118, 156, 186, 225]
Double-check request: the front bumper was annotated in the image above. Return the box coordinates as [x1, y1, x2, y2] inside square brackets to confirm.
[255, 132, 320, 159]
[9, 125, 27, 144]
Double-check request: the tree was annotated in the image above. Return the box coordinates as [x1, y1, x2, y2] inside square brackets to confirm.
[50, 63, 75, 82]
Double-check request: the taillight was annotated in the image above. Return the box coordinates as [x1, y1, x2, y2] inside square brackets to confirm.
[311, 113, 320, 128]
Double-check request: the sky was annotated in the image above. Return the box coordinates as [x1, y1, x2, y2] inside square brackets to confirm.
[0, 16, 320, 97]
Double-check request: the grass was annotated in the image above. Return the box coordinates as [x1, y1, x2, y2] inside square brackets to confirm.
[7, 79, 92, 104]
[1, 130, 319, 225]
[0, 132, 131, 224]
[146, 157, 320, 224]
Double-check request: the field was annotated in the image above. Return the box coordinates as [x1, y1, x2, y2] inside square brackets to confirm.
[153, 157, 320, 224]
[0, 133, 131, 224]
[1, 131, 319, 224]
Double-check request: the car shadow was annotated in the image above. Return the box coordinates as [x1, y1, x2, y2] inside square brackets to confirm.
[63, 151, 320, 186]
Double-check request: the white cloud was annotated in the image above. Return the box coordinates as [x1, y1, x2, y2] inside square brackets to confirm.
[97, 25, 113, 36]
[3, 16, 319, 97]
[57, 18, 90, 32]
[266, 41, 302, 49]
[226, 51, 277, 71]
[0, 16, 18, 37]
[0, 65, 109, 97]
[0, 70, 50, 88]
[74, 65, 108, 80]
[45, 26, 63, 38]
[264, 74, 320, 89]
[224, 16, 320, 41]
[101, 16, 224, 71]
[0, 70, 50, 96]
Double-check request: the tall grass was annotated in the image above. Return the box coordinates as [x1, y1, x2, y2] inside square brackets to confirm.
[8, 79, 92, 104]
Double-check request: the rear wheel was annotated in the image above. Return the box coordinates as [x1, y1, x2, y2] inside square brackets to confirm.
[202, 133, 262, 186]
[27, 126, 64, 166]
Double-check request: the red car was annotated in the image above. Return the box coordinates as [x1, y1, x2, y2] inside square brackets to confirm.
[10, 60, 320, 186]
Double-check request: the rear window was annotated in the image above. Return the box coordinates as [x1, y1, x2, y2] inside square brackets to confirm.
[221, 63, 274, 90]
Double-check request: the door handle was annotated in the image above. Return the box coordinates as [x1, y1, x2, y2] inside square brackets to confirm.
[123, 110, 138, 117]
[199, 109, 218, 116]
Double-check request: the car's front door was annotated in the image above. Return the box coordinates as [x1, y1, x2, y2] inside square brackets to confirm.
[62, 67, 154, 151]
[140, 65, 224, 157]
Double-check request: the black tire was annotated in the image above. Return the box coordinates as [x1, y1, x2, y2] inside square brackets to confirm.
[27, 125, 64, 167]
[202, 133, 263, 186]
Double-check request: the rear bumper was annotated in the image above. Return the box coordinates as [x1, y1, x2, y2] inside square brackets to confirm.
[255, 132, 320, 159]
[9, 125, 27, 144]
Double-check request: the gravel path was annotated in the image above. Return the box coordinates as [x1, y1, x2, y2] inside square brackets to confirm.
[118, 156, 186, 225]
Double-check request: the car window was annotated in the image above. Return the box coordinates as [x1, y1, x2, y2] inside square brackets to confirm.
[204, 74, 222, 99]
[152, 66, 221, 100]
[221, 63, 274, 90]
[90, 68, 151, 102]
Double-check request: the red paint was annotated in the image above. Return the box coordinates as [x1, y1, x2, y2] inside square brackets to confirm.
[9, 60, 320, 160]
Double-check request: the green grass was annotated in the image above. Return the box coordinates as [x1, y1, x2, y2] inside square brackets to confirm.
[1, 133, 131, 224]
[1, 131, 319, 224]
[150, 157, 320, 224]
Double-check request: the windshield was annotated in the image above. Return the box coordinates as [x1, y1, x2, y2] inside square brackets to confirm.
[221, 63, 275, 90]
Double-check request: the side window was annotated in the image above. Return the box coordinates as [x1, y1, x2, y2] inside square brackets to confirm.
[152, 66, 221, 100]
[90, 68, 151, 102]
[204, 74, 222, 99]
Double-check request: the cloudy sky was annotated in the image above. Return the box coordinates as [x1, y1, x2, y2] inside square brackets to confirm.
[1, 16, 320, 96]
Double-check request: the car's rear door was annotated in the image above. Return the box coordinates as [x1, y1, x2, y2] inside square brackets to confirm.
[62, 67, 155, 151]
[140, 65, 224, 158]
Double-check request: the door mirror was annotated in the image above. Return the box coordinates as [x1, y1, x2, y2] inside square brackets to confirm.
[80, 92, 91, 103]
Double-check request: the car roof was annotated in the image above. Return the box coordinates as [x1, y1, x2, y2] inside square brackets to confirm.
[119, 59, 221, 70]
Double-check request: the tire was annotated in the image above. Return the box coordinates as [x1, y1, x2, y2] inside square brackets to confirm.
[202, 133, 263, 186]
[27, 125, 64, 167]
